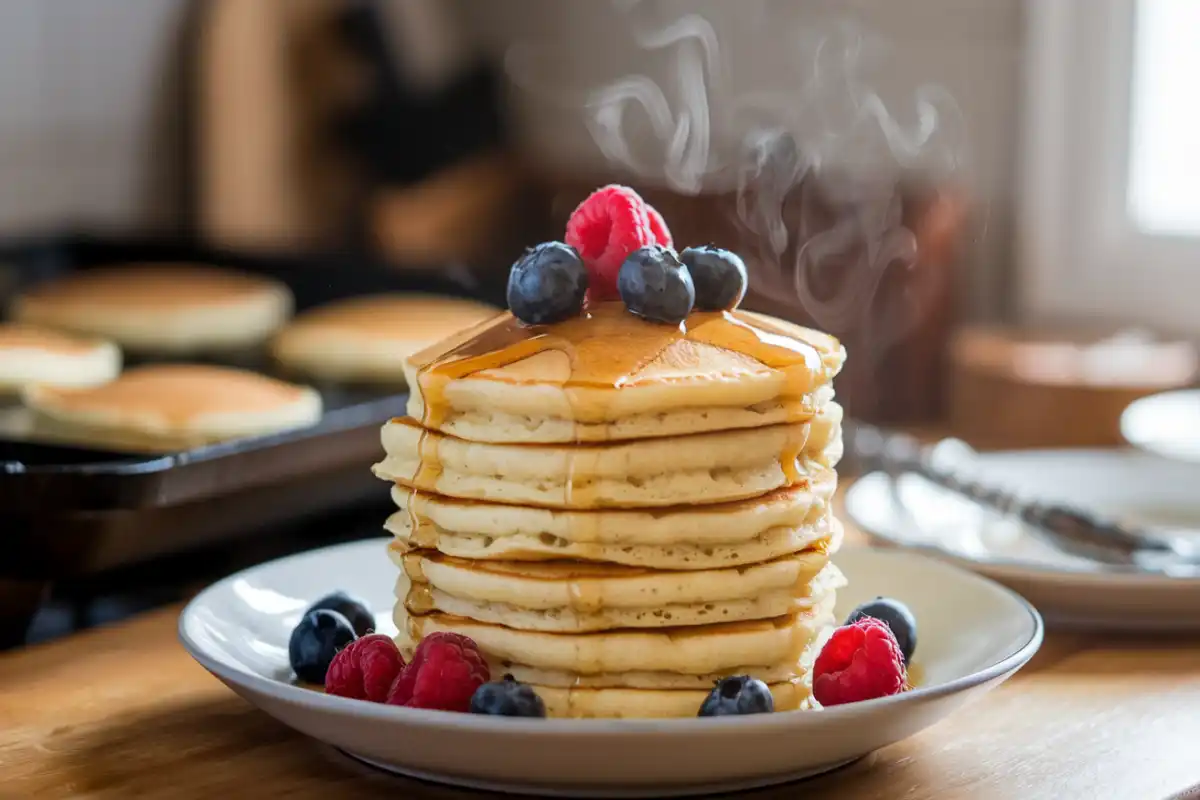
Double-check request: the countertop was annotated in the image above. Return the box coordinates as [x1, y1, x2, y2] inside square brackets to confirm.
[3, 523, 1200, 799]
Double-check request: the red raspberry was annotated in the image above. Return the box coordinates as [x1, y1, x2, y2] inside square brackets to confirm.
[565, 185, 668, 300]
[324, 634, 406, 702]
[812, 618, 908, 707]
[386, 632, 490, 712]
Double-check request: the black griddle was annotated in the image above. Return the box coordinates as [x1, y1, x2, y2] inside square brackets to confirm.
[0, 234, 506, 644]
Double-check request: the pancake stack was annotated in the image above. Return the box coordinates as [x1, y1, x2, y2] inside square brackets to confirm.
[372, 302, 846, 718]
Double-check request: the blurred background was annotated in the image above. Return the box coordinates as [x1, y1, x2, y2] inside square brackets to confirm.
[2, 0, 1198, 644]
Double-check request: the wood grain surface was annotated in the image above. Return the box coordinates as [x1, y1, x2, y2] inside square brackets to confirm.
[3, 523, 1200, 800]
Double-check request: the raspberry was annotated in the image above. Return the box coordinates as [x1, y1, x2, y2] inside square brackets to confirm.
[565, 185, 670, 300]
[386, 632, 490, 712]
[812, 618, 908, 707]
[324, 634, 406, 702]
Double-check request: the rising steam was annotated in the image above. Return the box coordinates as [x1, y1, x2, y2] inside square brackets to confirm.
[504, 2, 968, 346]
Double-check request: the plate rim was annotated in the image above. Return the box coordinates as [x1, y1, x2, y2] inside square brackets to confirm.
[844, 470, 1200, 585]
[178, 538, 1044, 736]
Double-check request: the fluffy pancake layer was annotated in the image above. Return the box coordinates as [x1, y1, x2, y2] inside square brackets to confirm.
[11, 264, 293, 354]
[23, 364, 322, 452]
[391, 543, 844, 632]
[402, 305, 844, 444]
[385, 482, 838, 569]
[396, 600, 835, 677]
[0, 323, 121, 393]
[373, 403, 842, 509]
[270, 294, 497, 384]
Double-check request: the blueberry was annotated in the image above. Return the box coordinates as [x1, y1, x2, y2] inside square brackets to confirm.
[617, 245, 695, 324]
[846, 597, 917, 664]
[469, 674, 547, 717]
[507, 241, 589, 325]
[697, 675, 774, 717]
[680, 246, 748, 311]
[305, 591, 374, 637]
[288, 609, 357, 684]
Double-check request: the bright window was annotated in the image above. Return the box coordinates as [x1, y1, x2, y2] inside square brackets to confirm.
[1018, 0, 1200, 332]
[1126, 0, 1200, 236]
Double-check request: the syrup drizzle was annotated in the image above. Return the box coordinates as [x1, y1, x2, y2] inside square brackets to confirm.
[411, 302, 832, 430]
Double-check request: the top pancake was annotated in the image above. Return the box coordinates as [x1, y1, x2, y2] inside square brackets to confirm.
[270, 294, 497, 384]
[10, 264, 293, 354]
[403, 302, 844, 443]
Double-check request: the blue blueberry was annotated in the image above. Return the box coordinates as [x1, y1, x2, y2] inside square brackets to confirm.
[617, 245, 695, 324]
[288, 609, 357, 684]
[680, 246, 748, 311]
[507, 241, 589, 325]
[697, 675, 774, 717]
[304, 591, 374, 637]
[469, 674, 547, 717]
[846, 597, 917, 664]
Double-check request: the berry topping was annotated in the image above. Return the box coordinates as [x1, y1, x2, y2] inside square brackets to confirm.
[469, 674, 547, 717]
[845, 597, 917, 665]
[680, 246, 748, 311]
[386, 632, 490, 712]
[288, 609, 357, 685]
[325, 633, 406, 702]
[305, 591, 375, 638]
[812, 618, 908, 707]
[617, 245, 696, 324]
[565, 185, 669, 299]
[697, 675, 775, 717]
[507, 242, 589, 325]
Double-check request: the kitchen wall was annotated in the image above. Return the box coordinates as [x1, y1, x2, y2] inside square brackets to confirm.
[0, 0, 190, 236]
[0, 0, 1021, 319]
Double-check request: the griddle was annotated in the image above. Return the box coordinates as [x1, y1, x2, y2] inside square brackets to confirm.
[0, 234, 505, 644]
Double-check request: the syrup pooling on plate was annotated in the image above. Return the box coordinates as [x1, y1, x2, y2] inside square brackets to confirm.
[410, 302, 832, 430]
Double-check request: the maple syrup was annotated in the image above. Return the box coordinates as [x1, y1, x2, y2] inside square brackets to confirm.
[411, 302, 831, 430]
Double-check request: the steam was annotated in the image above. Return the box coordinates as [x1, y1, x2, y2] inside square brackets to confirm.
[504, 2, 969, 354]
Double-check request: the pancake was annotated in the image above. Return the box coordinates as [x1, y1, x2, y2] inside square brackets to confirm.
[507, 631, 831, 717]
[0, 324, 120, 393]
[270, 294, 497, 384]
[502, 619, 832, 685]
[527, 678, 814, 718]
[385, 483, 838, 568]
[393, 548, 845, 632]
[396, 599, 835, 677]
[10, 264, 293, 354]
[372, 405, 842, 509]
[22, 364, 322, 452]
[403, 303, 845, 443]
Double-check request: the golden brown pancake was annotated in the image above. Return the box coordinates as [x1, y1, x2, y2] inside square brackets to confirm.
[0, 323, 120, 393]
[401, 302, 845, 443]
[270, 294, 497, 383]
[22, 363, 321, 452]
[10, 264, 293, 354]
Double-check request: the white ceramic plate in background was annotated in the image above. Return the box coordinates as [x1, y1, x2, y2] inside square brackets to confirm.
[845, 448, 1200, 630]
[1122, 389, 1200, 463]
[179, 538, 1041, 798]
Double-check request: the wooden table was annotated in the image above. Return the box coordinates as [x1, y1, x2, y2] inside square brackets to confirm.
[3, 526, 1200, 800]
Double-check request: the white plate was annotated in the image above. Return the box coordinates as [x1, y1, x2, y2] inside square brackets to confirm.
[845, 448, 1200, 630]
[1122, 389, 1200, 463]
[179, 538, 1041, 797]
